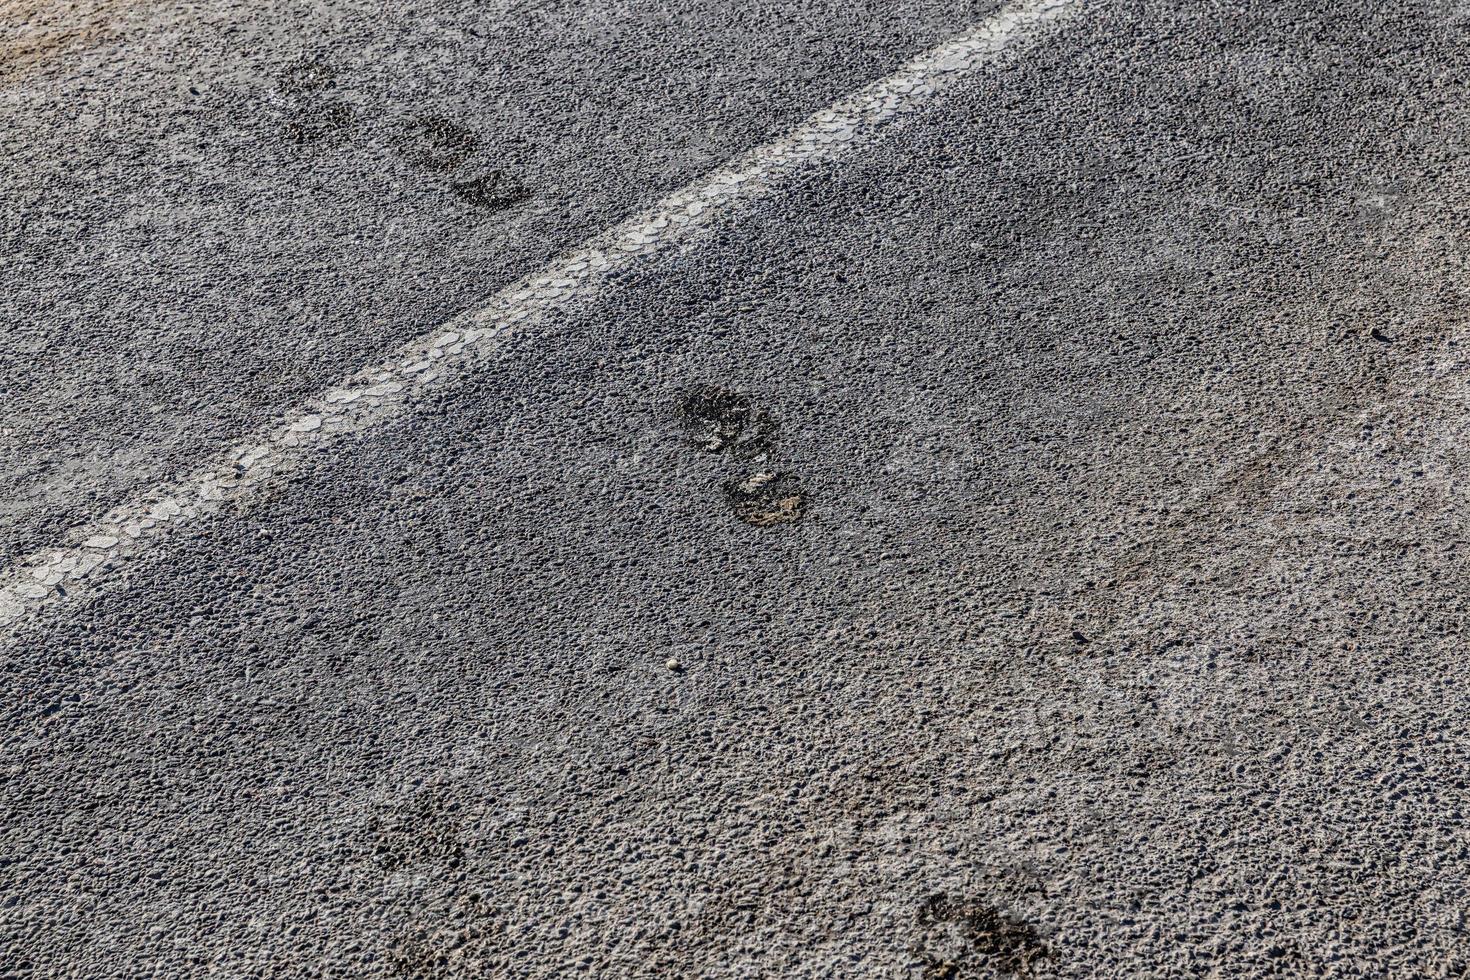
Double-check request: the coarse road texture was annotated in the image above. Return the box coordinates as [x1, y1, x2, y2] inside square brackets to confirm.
[0, 0, 1074, 628]
[1, 0, 990, 559]
[6, 0, 1470, 978]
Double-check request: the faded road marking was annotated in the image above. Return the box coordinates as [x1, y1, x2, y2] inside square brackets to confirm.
[0, 0, 1078, 632]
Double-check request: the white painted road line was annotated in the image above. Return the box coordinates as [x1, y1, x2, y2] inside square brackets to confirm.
[0, 0, 1079, 633]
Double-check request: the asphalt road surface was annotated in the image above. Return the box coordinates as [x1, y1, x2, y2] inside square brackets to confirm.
[6, 0, 1470, 977]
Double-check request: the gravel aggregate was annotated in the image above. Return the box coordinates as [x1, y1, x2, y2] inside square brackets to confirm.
[7, 0, 1470, 976]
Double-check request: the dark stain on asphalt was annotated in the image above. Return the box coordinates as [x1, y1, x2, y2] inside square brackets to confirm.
[679, 385, 780, 458]
[275, 57, 354, 143]
[679, 386, 807, 526]
[450, 171, 530, 212]
[724, 470, 806, 527]
[277, 56, 338, 94]
[915, 894, 1051, 978]
[284, 101, 355, 143]
[272, 63, 530, 212]
[395, 115, 480, 172]
[367, 792, 465, 872]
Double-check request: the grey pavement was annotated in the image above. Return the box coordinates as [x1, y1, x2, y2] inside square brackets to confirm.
[1, 0, 986, 561]
[7, 0, 1470, 977]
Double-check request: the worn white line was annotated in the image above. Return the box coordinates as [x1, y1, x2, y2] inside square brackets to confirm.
[0, 0, 1078, 632]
